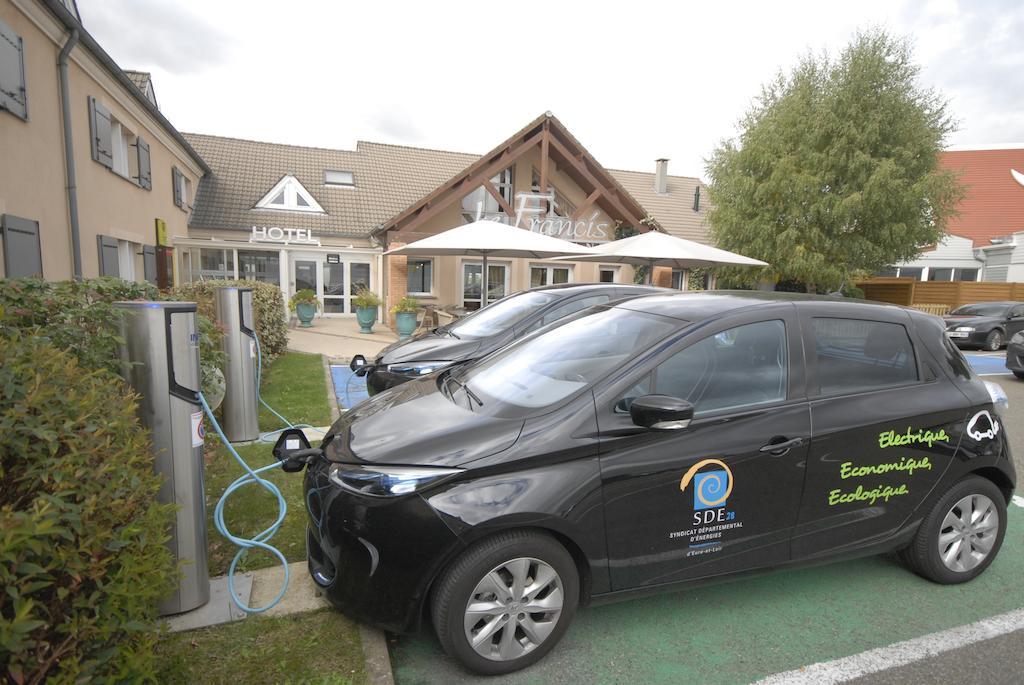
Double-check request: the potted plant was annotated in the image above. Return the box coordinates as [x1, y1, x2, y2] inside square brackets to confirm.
[290, 289, 320, 328]
[353, 287, 381, 334]
[391, 296, 420, 340]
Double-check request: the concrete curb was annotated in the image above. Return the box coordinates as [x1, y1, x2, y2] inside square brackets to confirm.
[323, 353, 341, 422]
[360, 623, 396, 685]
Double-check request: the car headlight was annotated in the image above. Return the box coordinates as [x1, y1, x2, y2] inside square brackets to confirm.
[983, 380, 1009, 413]
[955, 326, 975, 332]
[328, 463, 462, 497]
[385, 360, 453, 376]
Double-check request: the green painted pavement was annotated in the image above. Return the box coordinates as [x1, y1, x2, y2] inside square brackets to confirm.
[390, 505, 1024, 685]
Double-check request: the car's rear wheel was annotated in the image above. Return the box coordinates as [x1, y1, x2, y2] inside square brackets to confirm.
[901, 476, 1006, 584]
[984, 329, 1004, 351]
[1013, 370, 1024, 380]
[431, 530, 579, 675]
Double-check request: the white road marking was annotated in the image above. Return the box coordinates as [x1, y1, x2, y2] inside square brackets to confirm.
[1012, 495, 1024, 509]
[753, 608, 1024, 684]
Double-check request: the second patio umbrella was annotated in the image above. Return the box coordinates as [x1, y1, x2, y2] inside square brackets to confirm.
[384, 220, 598, 306]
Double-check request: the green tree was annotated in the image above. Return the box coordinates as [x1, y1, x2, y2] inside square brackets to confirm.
[706, 29, 963, 292]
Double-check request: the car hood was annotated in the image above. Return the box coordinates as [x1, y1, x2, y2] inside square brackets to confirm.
[943, 315, 998, 328]
[376, 332, 482, 365]
[322, 376, 524, 467]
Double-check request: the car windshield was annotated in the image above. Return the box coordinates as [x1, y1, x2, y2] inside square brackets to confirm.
[950, 304, 1010, 317]
[453, 307, 679, 417]
[449, 291, 558, 337]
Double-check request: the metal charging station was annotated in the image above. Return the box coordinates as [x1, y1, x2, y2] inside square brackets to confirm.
[115, 301, 210, 616]
[216, 287, 259, 443]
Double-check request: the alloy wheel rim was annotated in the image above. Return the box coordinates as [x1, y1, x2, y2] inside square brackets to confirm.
[990, 332, 1003, 350]
[463, 557, 564, 661]
[938, 493, 999, 573]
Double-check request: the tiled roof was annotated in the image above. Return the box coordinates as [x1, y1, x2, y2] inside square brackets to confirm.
[184, 134, 478, 238]
[123, 70, 150, 91]
[939, 149, 1024, 247]
[608, 169, 711, 244]
[184, 133, 711, 242]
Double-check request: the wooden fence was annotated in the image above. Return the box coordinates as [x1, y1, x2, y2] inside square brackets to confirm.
[857, 278, 1024, 310]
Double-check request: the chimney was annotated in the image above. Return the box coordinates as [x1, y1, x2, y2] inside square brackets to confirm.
[654, 158, 669, 194]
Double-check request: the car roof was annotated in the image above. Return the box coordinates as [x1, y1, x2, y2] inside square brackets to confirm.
[953, 301, 1020, 307]
[525, 282, 671, 296]
[612, 290, 913, 322]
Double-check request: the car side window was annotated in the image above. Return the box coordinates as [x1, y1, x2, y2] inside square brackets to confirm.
[542, 295, 610, 326]
[1010, 305, 1024, 319]
[810, 318, 918, 395]
[646, 320, 788, 416]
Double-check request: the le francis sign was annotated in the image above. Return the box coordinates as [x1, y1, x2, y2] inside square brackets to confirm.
[250, 226, 321, 246]
[473, 192, 612, 243]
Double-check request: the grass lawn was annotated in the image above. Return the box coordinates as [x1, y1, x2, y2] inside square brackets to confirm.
[156, 609, 365, 684]
[205, 351, 334, 576]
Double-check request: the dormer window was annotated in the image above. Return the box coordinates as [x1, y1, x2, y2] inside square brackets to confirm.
[325, 170, 355, 187]
[255, 174, 324, 213]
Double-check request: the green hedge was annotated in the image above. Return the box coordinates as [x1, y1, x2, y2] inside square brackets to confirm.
[172, 279, 288, 363]
[0, 333, 175, 683]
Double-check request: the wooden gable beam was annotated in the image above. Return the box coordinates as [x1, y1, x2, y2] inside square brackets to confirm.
[571, 188, 602, 221]
[539, 125, 550, 212]
[482, 179, 516, 218]
[388, 129, 546, 237]
[546, 134, 647, 229]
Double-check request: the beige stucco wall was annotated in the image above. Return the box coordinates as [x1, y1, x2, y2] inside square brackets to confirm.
[0, 0, 203, 281]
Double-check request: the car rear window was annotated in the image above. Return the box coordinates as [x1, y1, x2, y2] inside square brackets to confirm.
[810, 318, 918, 395]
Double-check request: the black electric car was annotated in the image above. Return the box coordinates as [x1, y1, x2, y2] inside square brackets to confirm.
[1006, 330, 1024, 379]
[353, 283, 668, 395]
[281, 292, 1014, 675]
[943, 301, 1024, 351]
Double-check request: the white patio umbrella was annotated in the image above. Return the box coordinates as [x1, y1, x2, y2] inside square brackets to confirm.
[554, 230, 767, 284]
[384, 220, 599, 306]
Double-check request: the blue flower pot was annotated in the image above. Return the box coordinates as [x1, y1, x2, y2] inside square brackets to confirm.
[356, 306, 378, 334]
[395, 311, 418, 340]
[295, 302, 316, 327]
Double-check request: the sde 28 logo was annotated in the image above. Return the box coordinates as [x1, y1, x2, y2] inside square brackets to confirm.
[670, 459, 744, 556]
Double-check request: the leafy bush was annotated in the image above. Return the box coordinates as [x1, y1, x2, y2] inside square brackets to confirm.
[172, 280, 288, 363]
[0, 278, 158, 377]
[0, 333, 175, 683]
[390, 296, 419, 314]
[352, 287, 380, 309]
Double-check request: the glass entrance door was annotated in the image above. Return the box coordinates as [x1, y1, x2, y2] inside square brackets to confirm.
[295, 260, 318, 294]
[323, 259, 345, 313]
[292, 253, 374, 315]
[462, 262, 508, 310]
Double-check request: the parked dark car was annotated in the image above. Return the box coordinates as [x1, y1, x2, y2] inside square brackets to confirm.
[942, 301, 1024, 351]
[282, 292, 1014, 675]
[352, 283, 668, 395]
[1006, 330, 1024, 379]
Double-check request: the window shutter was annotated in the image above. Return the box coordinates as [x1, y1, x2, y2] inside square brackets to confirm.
[0, 19, 28, 120]
[172, 166, 183, 207]
[88, 96, 113, 168]
[136, 137, 152, 189]
[142, 245, 157, 284]
[2, 214, 42, 277]
[97, 235, 119, 277]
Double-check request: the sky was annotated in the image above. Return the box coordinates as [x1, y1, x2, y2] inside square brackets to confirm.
[80, 0, 1024, 180]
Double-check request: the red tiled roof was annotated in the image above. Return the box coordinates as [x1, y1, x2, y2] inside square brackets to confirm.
[939, 148, 1024, 247]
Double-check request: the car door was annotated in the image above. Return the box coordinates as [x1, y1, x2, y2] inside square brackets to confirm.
[1005, 304, 1024, 341]
[791, 304, 972, 560]
[597, 305, 811, 590]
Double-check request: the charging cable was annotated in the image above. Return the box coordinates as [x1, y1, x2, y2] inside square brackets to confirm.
[200, 391, 289, 613]
[253, 333, 325, 444]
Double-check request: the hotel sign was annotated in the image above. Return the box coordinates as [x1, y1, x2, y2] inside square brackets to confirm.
[250, 226, 321, 246]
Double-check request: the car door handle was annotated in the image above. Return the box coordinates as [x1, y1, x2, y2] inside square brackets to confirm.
[759, 436, 806, 454]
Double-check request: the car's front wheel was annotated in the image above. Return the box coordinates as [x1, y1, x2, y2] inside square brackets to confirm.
[1013, 370, 1024, 380]
[431, 530, 579, 675]
[984, 329, 1005, 351]
[901, 476, 1006, 584]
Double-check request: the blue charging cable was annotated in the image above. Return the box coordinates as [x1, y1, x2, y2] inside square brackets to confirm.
[253, 333, 325, 444]
[199, 391, 289, 613]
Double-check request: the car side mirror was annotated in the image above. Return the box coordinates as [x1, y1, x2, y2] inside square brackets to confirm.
[630, 395, 694, 431]
[272, 427, 322, 472]
[350, 354, 369, 377]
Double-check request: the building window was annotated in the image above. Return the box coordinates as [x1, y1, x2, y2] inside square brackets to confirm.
[599, 267, 617, 283]
[530, 169, 577, 218]
[324, 170, 355, 187]
[462, 262, 508, 309]
[1, 214, 42, 277]
[172, 167, 192, 210]
[238, 250, 280, 283]
[407, 258, 433, 295]
[461, 166, 514, 223]
[87, 97, 150, 188]
[955, 268, 979, 281]
[671, 269, 687, 290]
[189, 248, 234, 280]
[530, 265, 571, 288]
[928, 268, 953, 282]
[0, 18, 28, 120]
[255, 174, 325, 213]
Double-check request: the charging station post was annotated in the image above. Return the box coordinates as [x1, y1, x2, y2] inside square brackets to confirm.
[115, 301, 210, 616]
[216, 287, 259, 443]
